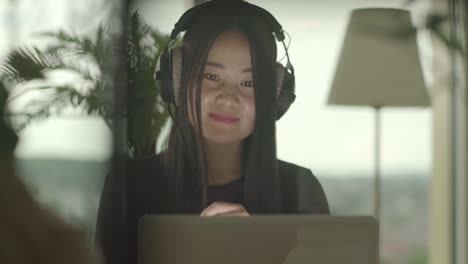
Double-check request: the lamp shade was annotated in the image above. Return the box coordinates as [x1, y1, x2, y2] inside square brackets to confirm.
[328, 8, 430, 107]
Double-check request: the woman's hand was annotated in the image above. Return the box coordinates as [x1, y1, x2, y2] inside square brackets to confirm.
[200, 201, 250, 217]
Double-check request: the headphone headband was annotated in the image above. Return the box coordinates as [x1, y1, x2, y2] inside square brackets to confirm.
[171, 0, 285, 41]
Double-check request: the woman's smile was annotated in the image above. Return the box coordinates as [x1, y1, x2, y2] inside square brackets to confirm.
[209, 112, 240, 124]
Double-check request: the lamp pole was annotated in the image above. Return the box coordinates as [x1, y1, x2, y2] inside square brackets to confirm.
[374, 106, 382, 220]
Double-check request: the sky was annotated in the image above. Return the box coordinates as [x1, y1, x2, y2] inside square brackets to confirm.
[1, 0, 432, 178]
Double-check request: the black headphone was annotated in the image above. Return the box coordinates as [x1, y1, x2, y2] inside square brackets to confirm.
[155, 0, 296, 120]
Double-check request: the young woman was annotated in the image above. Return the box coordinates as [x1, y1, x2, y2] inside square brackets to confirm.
[96, 1, 329, 264]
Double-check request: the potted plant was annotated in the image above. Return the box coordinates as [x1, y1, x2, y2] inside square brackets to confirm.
[1, 11, 172, 159]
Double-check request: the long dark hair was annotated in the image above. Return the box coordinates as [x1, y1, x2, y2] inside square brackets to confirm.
[162, 2, 282, 213]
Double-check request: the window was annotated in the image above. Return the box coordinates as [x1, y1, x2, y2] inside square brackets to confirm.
[2, 0, 121, 238]
[2, 1, 439, 264]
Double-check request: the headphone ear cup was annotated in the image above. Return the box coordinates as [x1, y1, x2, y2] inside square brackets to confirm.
[171, 47, 183, 105]
[275, 63, 296, 120]
[275, 63, 285, 100]
[155, 47, 183, 105]
[156, 48, 174, 104]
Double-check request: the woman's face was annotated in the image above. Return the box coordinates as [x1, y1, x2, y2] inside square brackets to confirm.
[189, 30, 255, 144]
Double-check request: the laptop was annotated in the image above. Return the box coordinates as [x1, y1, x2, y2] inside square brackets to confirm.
[138, 215, 379, 264]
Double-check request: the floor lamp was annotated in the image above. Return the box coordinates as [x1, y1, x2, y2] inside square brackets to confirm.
[327, 8, 430, 220]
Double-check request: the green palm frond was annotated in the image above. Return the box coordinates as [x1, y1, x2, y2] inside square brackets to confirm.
[128, 10, 150, 39]
[128, 13, 143, 68]
[40, 30, 83, 44]
[1, 47, 53, 82]
[12, 86, 75, 131]
[92, 25, 113, 65]
[41, 28, 112, 65]
[43, 45, 72, 58]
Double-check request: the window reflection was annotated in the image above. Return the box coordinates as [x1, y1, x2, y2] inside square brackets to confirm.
[1, 0, 121, 239]
[2, 1, 433, 264]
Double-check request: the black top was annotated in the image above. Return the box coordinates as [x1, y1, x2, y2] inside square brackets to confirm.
[95, 156, 329, 264]
[207, 177, 245, 205]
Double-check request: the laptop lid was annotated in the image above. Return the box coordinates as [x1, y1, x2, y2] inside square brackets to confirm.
[138, 215, 378, 264]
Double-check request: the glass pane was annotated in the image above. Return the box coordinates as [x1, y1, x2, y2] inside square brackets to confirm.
[1, 0, 123, 239]
[246, 1, 431, 263]
[124, 1, 432, 263]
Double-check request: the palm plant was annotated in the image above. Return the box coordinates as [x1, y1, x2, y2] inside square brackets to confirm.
[1, 10, 172, 159]
[125, 11, 173, 158]
[0, 81, 18, 155]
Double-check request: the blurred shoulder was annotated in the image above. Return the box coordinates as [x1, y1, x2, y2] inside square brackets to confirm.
[278, 159, 330, 214]
[277, 159, 318, 182]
